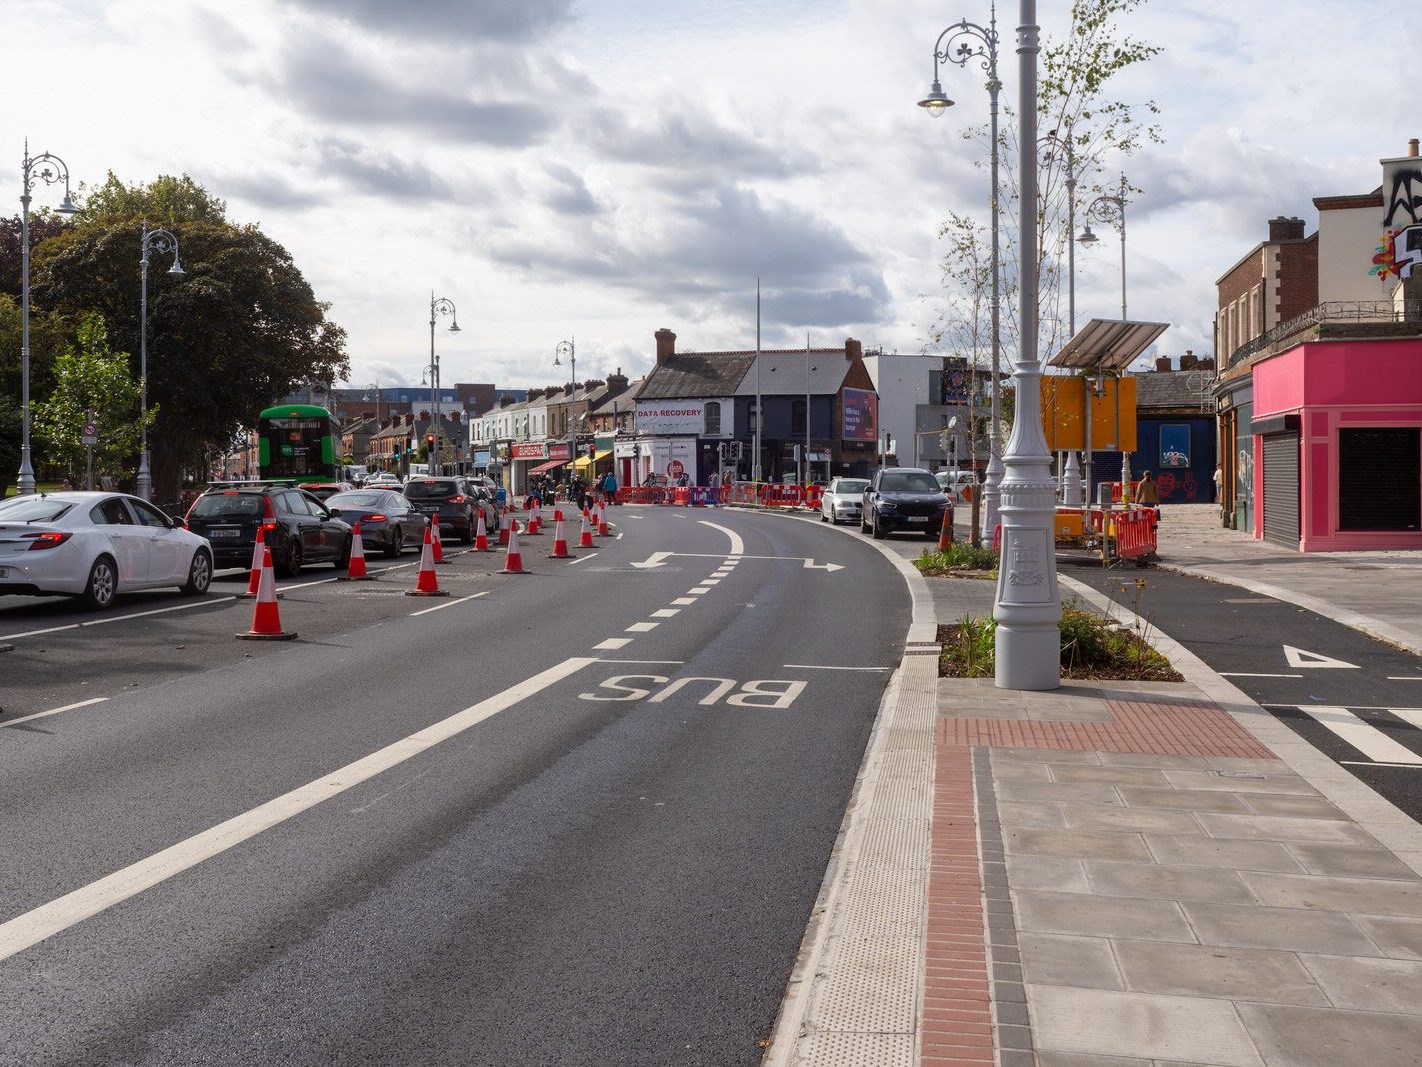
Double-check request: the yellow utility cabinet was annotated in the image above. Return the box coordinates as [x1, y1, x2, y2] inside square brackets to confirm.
[1040, 375, 1137, 453]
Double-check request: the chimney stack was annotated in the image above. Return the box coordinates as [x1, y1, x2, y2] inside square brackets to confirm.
[1410, 138, 1419, 158]
[1267, 216, 1306, 242]
[655, 328, 676, 363]
[1155, 356, 1172, 372]
[1180, 350, 1199, 370]
[844, 337, 863, 360]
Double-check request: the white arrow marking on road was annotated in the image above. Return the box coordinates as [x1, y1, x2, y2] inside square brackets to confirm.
[1283, 645, 1360, 670]
[630, 551, 674, 569]
[630, 551, 842, 572]
[803, 559, 844, 572]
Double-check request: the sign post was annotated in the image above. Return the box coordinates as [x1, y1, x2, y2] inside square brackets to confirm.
[81, 412, 98, 491]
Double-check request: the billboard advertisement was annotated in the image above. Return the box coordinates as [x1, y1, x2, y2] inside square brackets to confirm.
[636, 401, 706, 435]
[841, 388, 878, 442]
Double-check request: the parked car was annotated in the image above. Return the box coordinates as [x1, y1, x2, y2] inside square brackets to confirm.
[935, 470, 979, 503]
[820, 477, 870, 525]
[0, 492, 213, 609]
[324, 489, 425, 558]
[297, 481, 354, 502]
[468, 485, 503, 537]
[401, 476, 479, 544]
[184, 486, 352, 577]
[363, 472, 401, 489]
[861, 467, 953, 539]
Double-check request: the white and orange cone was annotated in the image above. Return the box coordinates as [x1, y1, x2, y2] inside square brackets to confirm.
[527, 501, 542, 535]
[548, 516, 572, 559]
[474, 511, 491, 552]
[240, 527, 266, 598]
[502, 521, 528, 574]
[499, 518, 513, 546]
[406, 522, 450, 596]
[597, 502, 609, 537]
[431, 516, 446, 563]
[236, 547, 297, 640]
[341, 522, 373, 580]
[579, 513, 594, 548]
[938, 507, 955, 551]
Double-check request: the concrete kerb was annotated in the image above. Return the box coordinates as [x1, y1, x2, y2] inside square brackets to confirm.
[1154, 560, 1422, 659]
[1060, 571, 1422, 879]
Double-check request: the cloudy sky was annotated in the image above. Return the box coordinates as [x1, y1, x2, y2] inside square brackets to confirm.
[6, 0, 1412, 394]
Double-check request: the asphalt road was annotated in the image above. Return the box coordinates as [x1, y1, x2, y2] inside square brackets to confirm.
[1070, 562, 1422, 826]
[0, 506, 908, 1065]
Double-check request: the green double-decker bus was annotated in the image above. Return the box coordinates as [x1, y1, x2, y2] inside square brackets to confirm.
[257, 403, 339, 483]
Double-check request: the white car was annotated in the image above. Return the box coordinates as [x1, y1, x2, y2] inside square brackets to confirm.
[935, 470, 979, 503]
[0, 492, 214, 610]
[820, 477, 870, 525]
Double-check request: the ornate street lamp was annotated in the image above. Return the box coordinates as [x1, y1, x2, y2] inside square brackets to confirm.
[429, 294, 459, 475]
[554, 338, 576, 474]
[16, 142, 78, 495]
[920, 1, 1004, 539]
[137, 225, 184, 501]
[993, 0, 1060, 690]
[1079, 173, 1130, 321]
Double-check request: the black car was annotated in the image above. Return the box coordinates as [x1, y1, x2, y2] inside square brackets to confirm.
[861, 467, 953, 539]
[324, 489, 425, 558]
[401, 477, 480, 545]
[184, 486, 353, 576]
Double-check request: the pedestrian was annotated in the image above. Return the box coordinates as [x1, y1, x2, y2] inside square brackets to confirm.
[60, 476, 76, 491]
[1135, 469, 1160, 513]
[602, 470, 618, 503]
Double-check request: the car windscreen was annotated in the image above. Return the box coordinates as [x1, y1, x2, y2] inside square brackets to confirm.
[879, 473, 941, 493]
[327, 491, 388, 508]
[0, 496, 75, 523]
[834, 480, 869, 494]
[188, 493, 264, 518]
[403, 480, 458, 499]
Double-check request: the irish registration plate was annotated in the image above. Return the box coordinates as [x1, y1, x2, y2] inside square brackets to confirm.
[208, 528, 240, 538]
[908, 516, 930, 523]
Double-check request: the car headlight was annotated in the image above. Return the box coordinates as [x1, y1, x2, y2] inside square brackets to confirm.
[877, 502, 897, 513]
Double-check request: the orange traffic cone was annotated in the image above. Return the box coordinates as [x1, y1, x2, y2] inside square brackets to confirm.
[474, 511, 490, 552]
[553, 509, 564, 524]
[236, 547, 297, 640]
[406, 523, 450, 597]
[239, 528, 266, 598]
[937, 508, 954, 551]
[340, 522, 373, 580]
[502, 521, 528, 574]
[527, 502, 542, 535]
[430, 516, 446, 563]
[549, 517, 572, 558]
[499, 518, 512, 546]
[597, 502, 609, 537]
[579, 513, 594, 548]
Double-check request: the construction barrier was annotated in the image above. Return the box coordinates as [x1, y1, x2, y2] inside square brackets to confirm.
[1113, 507, 1157, 560]
[804, 485, 824, 510]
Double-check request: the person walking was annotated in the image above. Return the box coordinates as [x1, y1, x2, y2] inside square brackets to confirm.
[1135, 469, 1160, 514]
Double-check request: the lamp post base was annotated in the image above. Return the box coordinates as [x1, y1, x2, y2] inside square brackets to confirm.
[137, 453, 152, 503]
[17, 448, 36, 496]
[995, 621, 1061, 690]
[1062, 451, 1083, 506]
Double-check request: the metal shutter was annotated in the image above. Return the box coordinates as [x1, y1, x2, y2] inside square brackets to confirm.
[1339, 428, 1421, 531]
[1262, 432, 1300, 548]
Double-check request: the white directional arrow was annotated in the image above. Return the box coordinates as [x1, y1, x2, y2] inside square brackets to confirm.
[803, 559, 844, 572]
[629, 552, 674, 569]
[629, 551, 842, 572]
[1283, 645, 1360, 670]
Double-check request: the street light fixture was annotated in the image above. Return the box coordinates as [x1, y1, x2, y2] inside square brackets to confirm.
[554, 338, 576, 479]
[1040, 128, 1085, 506]
[920, 1, 1004, 541]
[1079, 173, 1130, 321]
[429, 294, 459, 476]
[16, 142, 79, 495]
[137, 224, 184, 502]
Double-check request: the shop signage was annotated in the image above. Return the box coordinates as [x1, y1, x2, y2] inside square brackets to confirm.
[636, 401, 706, 435]
[548, 442, 572, 462]
[511, 442, 547, 460]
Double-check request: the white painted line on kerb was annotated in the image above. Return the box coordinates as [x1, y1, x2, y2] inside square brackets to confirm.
[625, 622, 659, 633]
[650, 609, 680, 618]
[0, 657, 596, 963]
[671, 598, 697, 606]
[1218, 672, 1304, 679]
[783, 664, 893, 672]
[3, 696, 109, 729]
[566, 553, 598, 565]
[1295, 706, 1422, 765]
[594, 638, 632, 651]
[82, 597, 237, 627]
[696, 520, 744, 556]
[408, 591, 489, 617]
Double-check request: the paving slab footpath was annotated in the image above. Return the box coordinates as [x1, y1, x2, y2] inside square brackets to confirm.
[763, 507, 1422, 1067]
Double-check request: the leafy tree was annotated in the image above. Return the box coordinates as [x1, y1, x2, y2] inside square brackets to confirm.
[0, 212, 70, 300]
[0, 293, 72, 409]
[0, 394, 21, 498]
[32, 314, 154, 485]
[30, 173, 348, 503]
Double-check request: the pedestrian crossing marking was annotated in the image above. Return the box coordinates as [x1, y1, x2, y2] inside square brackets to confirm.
[1283, 645, 1360, 670]
[1295, 706, 1422, 765]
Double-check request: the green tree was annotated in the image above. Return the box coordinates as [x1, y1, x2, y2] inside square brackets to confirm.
[0, 394, 21, 497]
[32, 314, 154, 485]
[30, 172, 348, 503]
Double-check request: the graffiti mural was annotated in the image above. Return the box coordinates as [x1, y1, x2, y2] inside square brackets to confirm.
[1159, 424, 1191, 468]
[1384, 167, 1422, 227]
[1392, 224, 1422, 279]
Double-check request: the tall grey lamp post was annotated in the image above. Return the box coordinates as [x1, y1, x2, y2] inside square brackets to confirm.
[17, 142, 79, 495]
[554, 338, 575, 474]
[919, 0, 1003, 541]
[429, 294, 459, 475]
[137, 225, 184, 502]
[1078, 173, 1129, 321]
[1043, 129, 1084, 506]
[993, 0, 1059, 691]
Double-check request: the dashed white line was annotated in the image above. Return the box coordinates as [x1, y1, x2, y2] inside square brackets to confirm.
[702, 579, 721, 585]
[688, 587, 712, 595]
[566, 552, 598, 565]
[650, 609, 680, 618]
[782, 664, 893, 672]
[594, 638, 632, 650]
[1387, 677, 1422, 681]
[408, 591, 489, 617]
[1218, 672, 1304, 679]
[625, 622, 659, 633]
[3, 696, 109, 729]
[82, 597, 238, 627]
[596, 658, 684, 665]
[671, 598, 697, 606]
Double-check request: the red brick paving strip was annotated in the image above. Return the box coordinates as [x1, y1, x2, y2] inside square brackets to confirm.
[921, 745, 994, 1066]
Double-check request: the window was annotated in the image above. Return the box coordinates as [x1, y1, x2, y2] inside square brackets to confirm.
[791, 399, 807, 436]
[747, 401, 758, 434]
[130, 500, 172, 528]
[705, 401, 722, 435]
[90, 499, 132, 525]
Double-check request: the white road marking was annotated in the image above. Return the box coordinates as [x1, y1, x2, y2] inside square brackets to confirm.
[1283, 645, 1359, 670]
[688, 587, 712, 595]
[1218, 672, 1304, 679]
[616, 533, 624, 540]
[1340, 761, 1422, 769]
[0, 622, 81, 641]
[650, 609, 680, 618]
[1388, 709, 1422, 730]
[595, 658, 685, 665]
[625, 622, 659, 633]
[1295, 706, 1422, 765]
[671, 598, 697, 606]
[594, 638, 632, 650]
[1265, 704, 1422, 712]
[702, 579, 721, 585]
[3, 696, 109, 729]
[0, 657, 596, 962]
[697, 520, 744, 556]
[82, 597, 238, 627]
[567, 553, 598, 565]
[408, 591, 489, 617]
[1388, 677, 1422, 681]
[782, 664, 892, 672]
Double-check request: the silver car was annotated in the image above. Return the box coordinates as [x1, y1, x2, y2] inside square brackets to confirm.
[820, 477, 870, 525]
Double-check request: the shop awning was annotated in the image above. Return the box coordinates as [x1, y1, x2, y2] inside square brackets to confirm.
[574, 454, 594, 471]
[527, 458, 568, 475]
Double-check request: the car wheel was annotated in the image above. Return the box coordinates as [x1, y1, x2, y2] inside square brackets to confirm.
[180, 550, 212, 595]
[81, 556, 118, 610]
[460, 513, 474, 545]
[385, 527, 402, 558]
[860, 512, 869, 533]
[334, 536, 352, 569]
[871, 513, 887, 539]
[279, 538, 303, 578]
[819, 507, 828, 522]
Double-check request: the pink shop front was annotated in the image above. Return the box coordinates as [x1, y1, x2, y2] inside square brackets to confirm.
[1252, 338, 1422, 551]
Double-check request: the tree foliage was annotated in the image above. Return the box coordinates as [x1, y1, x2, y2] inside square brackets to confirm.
[31, 173, 348, 502]
[0, 213, 70, 300]
[0, 394, 20, 498]
[32, 314, 154, 482]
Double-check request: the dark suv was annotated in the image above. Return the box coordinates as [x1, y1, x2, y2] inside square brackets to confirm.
[401, 476, 479, 544]
[185, 485, 353, 576]
[861, 467, 953, 539]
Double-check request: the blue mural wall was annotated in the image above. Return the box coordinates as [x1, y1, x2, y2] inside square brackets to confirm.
[1084, 416, 1217, 504]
